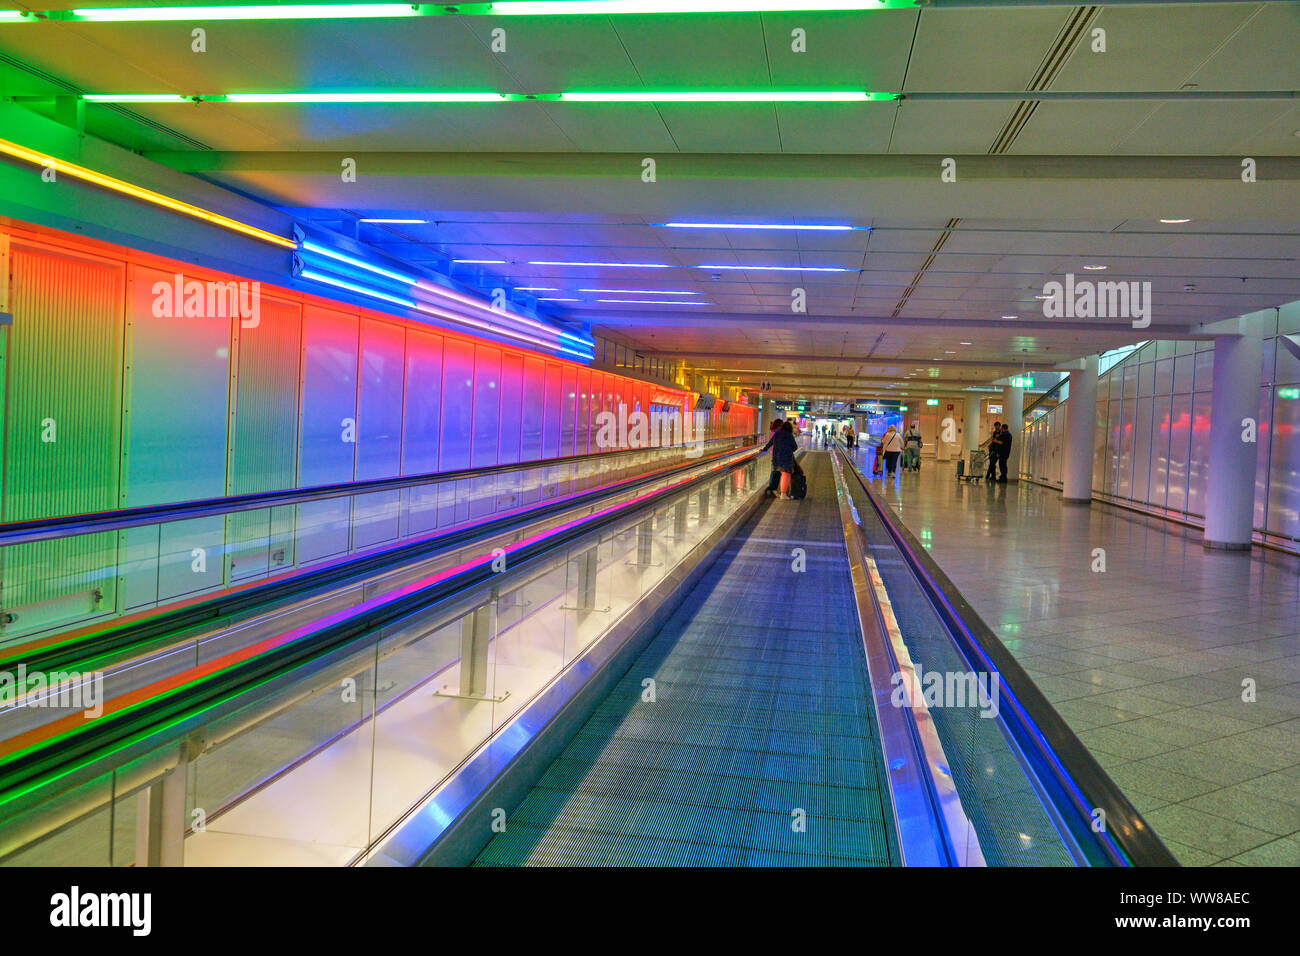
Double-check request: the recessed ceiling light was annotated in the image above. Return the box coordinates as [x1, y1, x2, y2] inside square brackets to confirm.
[1082, 264, 1107, 271]
[1034, 294, 1051, 300]
[944, 350, 957, 354]
[1159, 217, 1191, 224]
[1002, 315, 1018, 319]
[959, 341, 972, 345]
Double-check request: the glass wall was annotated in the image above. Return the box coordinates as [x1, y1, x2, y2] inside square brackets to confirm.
[1021, 304, 1300, 551]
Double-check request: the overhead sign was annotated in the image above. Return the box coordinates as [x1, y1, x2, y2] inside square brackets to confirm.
[1010, 374, 1035, 389]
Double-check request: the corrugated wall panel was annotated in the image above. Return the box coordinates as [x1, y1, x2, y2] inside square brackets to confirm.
[226, 294, 302, 581]
[125, 264, 232, 507]
[4, 240, 124, 520]
[2, 239, 124, 635]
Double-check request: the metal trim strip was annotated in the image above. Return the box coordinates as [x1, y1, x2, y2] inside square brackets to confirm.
[828, 449, 984, 867]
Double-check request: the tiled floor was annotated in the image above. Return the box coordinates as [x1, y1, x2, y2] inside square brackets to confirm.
[853, 453, 1300, 867]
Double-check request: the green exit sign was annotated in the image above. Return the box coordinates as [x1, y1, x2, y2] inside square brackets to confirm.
[926, 399, 939, 405]
[900, 405, 908, 411]
[1010, 374, 1035, 388]
[1280, 387, 1300, 400]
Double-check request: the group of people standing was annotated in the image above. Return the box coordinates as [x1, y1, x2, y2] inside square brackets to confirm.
[985, 421, 1013, 482]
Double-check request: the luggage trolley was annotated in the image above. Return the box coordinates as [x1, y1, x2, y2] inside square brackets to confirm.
[958, 448, 986, 483]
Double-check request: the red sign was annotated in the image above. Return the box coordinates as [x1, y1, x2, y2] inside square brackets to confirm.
[947, 404, 954, 410]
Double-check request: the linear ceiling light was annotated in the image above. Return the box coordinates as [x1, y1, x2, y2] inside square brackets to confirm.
[0, 137, 295, 249]
[82, 94, 192, 102]
[452, 258, 507, 264]
[529, 260, 670, 268]
[85, 92, 504, 104]
[579, 288, 699, 294]
[360, 217, 427, 223]
[227, 92, 504, 103]
[698, 264, 853, 272]
[67, 5, 423, 21]
[659, 222, 857, 230]
[597, 299, 709, 305]
[3, 2, 914, 22]
[82, 90, 886, 104]
[298, 239, 593, 351]
[489, 2, 906, 13]
[562, 90, 884, 103]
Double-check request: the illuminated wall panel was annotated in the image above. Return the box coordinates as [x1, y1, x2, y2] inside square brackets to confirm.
[228, 295, 301, 580]
[472, 345, 502, 469]
[2, 239, 124, 637]
[126, 264, 231, 507]
[521, 356, 545, 464]
[354, 318, 405, 549]
[297, 305, 358, 565]
[543, 362, 562, 459]
[402, 329, 443, 534]
[560, 365, 578, 456]
[499, 352, 524, 466]
[440, 338, 475, 472]
[0, 220, 703, 638]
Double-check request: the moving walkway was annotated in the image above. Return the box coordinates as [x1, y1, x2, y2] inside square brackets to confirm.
[0, 441, 1176, 867]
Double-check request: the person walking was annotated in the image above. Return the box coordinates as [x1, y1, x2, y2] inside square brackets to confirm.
[881, 424, 904, 478]
[985, 421, 1001, 481]
[902, 422, 922, 471]
[844, 423, 856, 449]
[772, 420, 800, 499]
[995, 422, 1013, 482]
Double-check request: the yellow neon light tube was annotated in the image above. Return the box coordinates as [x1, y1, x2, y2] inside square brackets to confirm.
[0, 138, 296, 249]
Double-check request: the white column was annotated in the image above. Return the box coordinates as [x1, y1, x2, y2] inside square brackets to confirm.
[1204, 328, 1263, 550]
[965, 396, 982, 452]
[1001, 385, 1024, 481]
[1062, 355, 1099, 503]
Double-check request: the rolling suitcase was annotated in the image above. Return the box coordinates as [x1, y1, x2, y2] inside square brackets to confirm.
[791, 470, 808, 500]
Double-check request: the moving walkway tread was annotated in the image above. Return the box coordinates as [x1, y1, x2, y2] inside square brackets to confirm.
[474, 452, 899, 867]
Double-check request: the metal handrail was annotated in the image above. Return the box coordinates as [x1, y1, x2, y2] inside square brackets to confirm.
[0, 435, 752, 547]
[0, 442, 765, 676]
[0, 445, 765, 811]
[837, 447, 1178, 867]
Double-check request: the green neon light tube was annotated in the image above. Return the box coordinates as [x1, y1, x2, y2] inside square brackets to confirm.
[69, 4, 422, 21]
[489, 1, 905, 13]
[83, 93, 194, 103]
[83, 90, 892, 104]
[562, 90, 885, 102]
